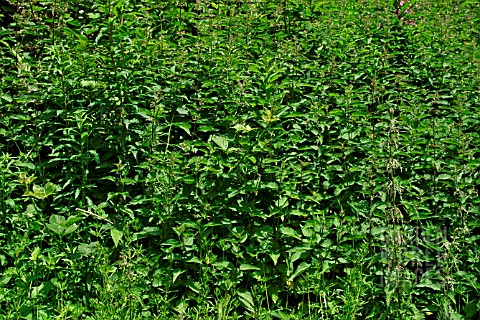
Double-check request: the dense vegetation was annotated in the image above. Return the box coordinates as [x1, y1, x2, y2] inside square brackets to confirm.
[1, 0, 480, 318]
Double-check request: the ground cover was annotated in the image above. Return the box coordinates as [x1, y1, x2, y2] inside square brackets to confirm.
[1, 0, 480, 318]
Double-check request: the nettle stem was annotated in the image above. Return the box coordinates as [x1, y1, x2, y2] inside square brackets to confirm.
[432, 93, 439, 217]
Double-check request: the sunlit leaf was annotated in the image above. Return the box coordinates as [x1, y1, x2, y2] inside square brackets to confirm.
[111, 228, 123, 247]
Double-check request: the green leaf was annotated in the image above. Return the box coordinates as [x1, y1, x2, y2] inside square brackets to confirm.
[417, 277, 443, 291]
[269, 253, 280, 265]
[212, 135, 228, 151]
[197, 125, 217, 132]
[88, 150, 100, 164]
[64, 224, 78, 235]
[238, 290, 255, 313]
[185, 256, 202, 264]
[46, 223, 64, 235]
[288, 262, 311, 282]
[176, 107, 189, 115]
[280, 226, 302, 240]
[213, 261, 234, 270]
[25, 183, 57, 199]
[77, 242, 99, 255]
[111, 228, 123, 247]
[175, 123, 192, 136]
[87, 12, 100, 19]
[44, 182, 57, 197]
[66, 216, 83, 224]
[1, 93, 12, 102]
[14, 162, 35, 169]
[437, 174, 451, 180]
[30, 247, 41, 261]
[133, 227, 162, 240]
[49, 215, 66, 225]
[172, 269, 185, 283]
[240, 264, 260, 271]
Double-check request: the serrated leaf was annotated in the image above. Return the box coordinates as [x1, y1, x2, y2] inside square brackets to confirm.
[212, 135, 228, 150]
[321, 238, 333, 248]
[417, 277, 443, 291]
[111, 228, 123, 247]
[238, 290, 255, 313]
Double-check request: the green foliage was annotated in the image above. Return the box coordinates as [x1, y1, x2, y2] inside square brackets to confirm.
[1, 0, 480, 318]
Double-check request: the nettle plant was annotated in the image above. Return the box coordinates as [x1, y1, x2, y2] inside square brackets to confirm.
[1, 0, 480, 318]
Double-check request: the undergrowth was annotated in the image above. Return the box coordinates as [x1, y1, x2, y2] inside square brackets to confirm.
[1, 0, 480, 319]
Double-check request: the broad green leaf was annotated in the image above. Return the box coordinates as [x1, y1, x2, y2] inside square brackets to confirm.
[212, 135, 228, 151]
[238, 290, 255, 313]
[44, 182, 57, 196]
[280, 226, 302, 240]
[49, 215, 66, 225]
[172, 269, 185, 283]
[288, 262, 311, 282]
[46, 223, 64, 235]
[269, 253, 280, 265]
[30, 247, 41, 261]
[176, 107, 189, 115]
[417, 277, 443, 291]
[24, 185, 44, 199]
[111, 228, 123, 247]
[64, 224, 78, 235]
[77, 242, 99, 255]
[1, 93, 12, 102]
[66, 216, 83, 224]
[25, 183, 57, 199]
[185, 256, 202, 264]
[133, 227, 162, 240]
[175, 123, 191, 136]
